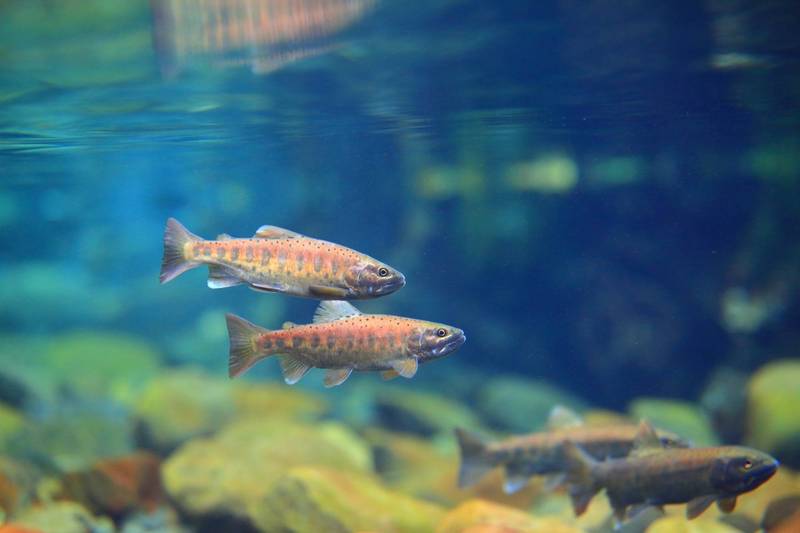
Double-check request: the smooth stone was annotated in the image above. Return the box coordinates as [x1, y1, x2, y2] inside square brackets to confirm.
[629, 398, 718, 447]
[747, 359, 800, 466]
[436, 499, 580, 533]
[14, 501, 114, 533]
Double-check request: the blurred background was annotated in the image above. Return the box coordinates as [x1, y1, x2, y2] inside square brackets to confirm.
[0, 1, 799, 531]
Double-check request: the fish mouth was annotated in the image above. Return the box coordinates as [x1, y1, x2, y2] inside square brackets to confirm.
[433, 331, 466, 356]
[747, 460, 779, 489]
[375, 274, 405, 295]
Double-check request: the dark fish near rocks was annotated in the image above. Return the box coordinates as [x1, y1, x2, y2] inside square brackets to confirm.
[160, 218, 405, 300]
[225, 300, 465, 387]
[455, 407, 688, 494]
[563, 420, 779, 525]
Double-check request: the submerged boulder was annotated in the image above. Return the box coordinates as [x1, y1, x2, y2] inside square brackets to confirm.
[162, 419, 371, 530]
[373, 386, 481, 437]
[253, 466, 445, 532]
[629, 398, 718, 447]
[436, 499, 580, 533]
[747, 359, 800, 466]
[13, 501, 114, 533]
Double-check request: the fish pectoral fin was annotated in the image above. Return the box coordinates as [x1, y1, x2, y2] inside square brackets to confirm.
[249, 281, 289, 293]
[390, 357, 418, 378]
[208, 265, 244, 289]
[381, 370, 399, 380]
[717, 496, 737, 513]
[279, 355, 311, 385]
[309, 285, 349, 299]
[686, 495, 716, 519]
[253, 225, 303, 239]
[313, 300, 361, 323]
[323, 367, 353, 388]
[546, 405, 583, 430]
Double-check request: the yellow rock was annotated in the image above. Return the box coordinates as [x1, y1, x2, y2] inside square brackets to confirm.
[747, 359, 800, 452]
[232, 382, 327, 422]
[646, 514, 741, 533]
[436, 499, 580, 533]
[253, 466, 445, 533]
[629, 398, 718, 446]
[162, 419, 372, 527]
[14, 500, 114, 533]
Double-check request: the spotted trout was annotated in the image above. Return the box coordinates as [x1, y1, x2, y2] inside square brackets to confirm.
[564, 420, 779, 524]
[225, 300, 466, 387]
[455, 407, 689, 494]
[160, 218, 405, 299]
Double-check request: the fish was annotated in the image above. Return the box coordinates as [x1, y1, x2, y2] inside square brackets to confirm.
[224, 300, 466, 387]
[563, 420, 779, 526]
[454, 406, 689, 494]
[159, 218, 405, 300]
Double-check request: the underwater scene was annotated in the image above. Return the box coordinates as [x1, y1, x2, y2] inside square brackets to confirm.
[1, 0, 800, 532]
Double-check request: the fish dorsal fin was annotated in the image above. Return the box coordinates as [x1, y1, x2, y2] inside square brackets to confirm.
[216, 233, 233, 241]
[717, 496, 737, 514]
[547, 405, 583, 430]
[254, 225, 303, 239]
[313, 300, 361, 323]
[282, 321, 297, 330]
[323, 367, 352, 388]
[686, 495, 716, 519]
[391, 357, 418, 378]
[279, 355, 310, 385]
[631, 420, 664, 457]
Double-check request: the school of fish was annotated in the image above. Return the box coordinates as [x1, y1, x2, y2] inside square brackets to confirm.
[161, 217, 780, 523]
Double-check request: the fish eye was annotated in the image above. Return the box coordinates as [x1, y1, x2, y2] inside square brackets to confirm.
[378, 267, 389, 277]
[436, 328, 447, 337]
[742, 460, 753, 471]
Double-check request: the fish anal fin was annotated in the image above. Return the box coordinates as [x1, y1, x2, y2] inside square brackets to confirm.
[313, 301, 362, 323]
[208, 265, 244, 289]
[502, 463, 530, 494]
[547, 405, 583, 430]
[254, 225, 303, 239]
[717, 496, 737, 513]
[309, 285, 349, 299]
[686, 495, 716, 519]
[611, 504, 628, 529]
[381, 370, 399, 380]
[279, 355, 311, 385]
[323, 367, 353, 388]
[631, 419, 665, 456]
[391, 357, 418, 378]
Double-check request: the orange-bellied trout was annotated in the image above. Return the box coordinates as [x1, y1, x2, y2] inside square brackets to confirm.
[160, 217, 405, 299]
[564, 420, 779, 525]
[455, 406, 689, 494]
[225, 300, 465, 387]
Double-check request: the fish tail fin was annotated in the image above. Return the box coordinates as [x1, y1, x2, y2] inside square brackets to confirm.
[562, 440, 601, 516]
[226, 313, 271, 378]
[454, 428, 493, 488]
[160, 217, 203, 283]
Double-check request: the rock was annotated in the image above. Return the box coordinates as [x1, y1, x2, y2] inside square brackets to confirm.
[134, 370, 328, 452]
[162, 419, 371, 530]
[436, 499, 580, 533]
[700, 368, 749, 444]
[0, 525, 45, 533]
[254, 466, 445, 532]
[373, 387, 481, 437]
[0, 405, 24, 449]
[42, 331, 161, 404]
[747, 359, 800, 466]
[58, 452, 163, 519]
[14, 501, 114, 533]
[0, 456, 43, 516]
[119, 507, 190, 533]
[477, 376, 586, 433]
[629, 398, 718, 447]
[4, 414, 133, 472]
[645, 514, 741, 532]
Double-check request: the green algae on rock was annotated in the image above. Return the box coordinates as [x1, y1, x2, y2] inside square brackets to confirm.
[747, 359, 800, 461]
[162, 419, 371, 529]
[373, 386, 481, 437]
[253, 466, 445, 533]
[629, 398, 718, 447]
[14, 500, 114, 533]
[436, 499, 581, 533]
[477, 376, 587, 433]
[134, 370, 329, 452]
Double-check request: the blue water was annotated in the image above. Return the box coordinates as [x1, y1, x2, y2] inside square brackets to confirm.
[1, 0, 798, 409]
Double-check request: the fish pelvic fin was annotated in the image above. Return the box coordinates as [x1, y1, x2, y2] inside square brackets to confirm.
[160, 217, 203, 284]
[454, 428, 492, 488]
[225, 313, 271, 378]
[562, 440, 601, 516]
